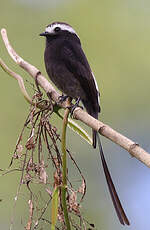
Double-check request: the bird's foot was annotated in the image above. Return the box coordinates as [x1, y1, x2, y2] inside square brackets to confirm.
[68, 98, 83, 116]
[58, 95, 69, 104]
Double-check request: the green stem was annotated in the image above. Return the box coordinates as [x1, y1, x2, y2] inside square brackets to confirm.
[61, 99, 71, 230]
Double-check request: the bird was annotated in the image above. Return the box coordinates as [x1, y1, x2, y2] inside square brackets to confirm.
[40, 21, 130, 225]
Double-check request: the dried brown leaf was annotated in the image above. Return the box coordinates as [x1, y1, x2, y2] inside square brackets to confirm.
[57, 207, 64, 223]
[69, 191, 80, 214]
[26, 136, 35, 150]
[78, 180, 86, 194]
[54, 169, 62, 187]
[39, 159, 47, 184]
[16, 144, 23, 155]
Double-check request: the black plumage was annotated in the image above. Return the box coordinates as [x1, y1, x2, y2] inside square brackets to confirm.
[40, 22, 130, 225]
[41, 22, 100, 148]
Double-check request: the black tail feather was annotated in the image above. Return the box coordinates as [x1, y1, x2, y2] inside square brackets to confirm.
[92, 130, 97, 148]
[81, 98, 99, 148]
[96, 133, 130, 225]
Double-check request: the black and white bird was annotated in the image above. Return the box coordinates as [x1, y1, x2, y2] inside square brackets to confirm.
[40, 22, 130, 225]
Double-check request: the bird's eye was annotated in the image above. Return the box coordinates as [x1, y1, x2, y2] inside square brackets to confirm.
[54, 27, 61, 32]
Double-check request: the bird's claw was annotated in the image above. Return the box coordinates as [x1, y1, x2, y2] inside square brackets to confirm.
[58, 95, 69, 104]
[68, 104, 83, 117]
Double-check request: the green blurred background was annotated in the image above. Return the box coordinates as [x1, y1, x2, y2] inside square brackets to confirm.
[0, 0, 150, 229]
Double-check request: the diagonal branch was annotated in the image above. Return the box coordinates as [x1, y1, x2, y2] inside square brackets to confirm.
[0, 57, 42, 108]
[1, 28, 150, 168]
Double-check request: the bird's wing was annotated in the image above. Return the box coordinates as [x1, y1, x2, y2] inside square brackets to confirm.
[61, 41, 100, 113]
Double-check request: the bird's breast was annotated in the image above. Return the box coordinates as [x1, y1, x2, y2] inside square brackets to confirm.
[44, 49, 86, 99]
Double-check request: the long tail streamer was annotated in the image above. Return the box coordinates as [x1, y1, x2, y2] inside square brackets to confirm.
[97, 133, 130, 225]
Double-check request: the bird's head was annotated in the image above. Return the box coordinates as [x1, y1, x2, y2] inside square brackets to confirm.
[39, 22, 79, 39]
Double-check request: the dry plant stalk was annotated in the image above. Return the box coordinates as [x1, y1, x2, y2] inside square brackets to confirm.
[6, 94, 90, 230]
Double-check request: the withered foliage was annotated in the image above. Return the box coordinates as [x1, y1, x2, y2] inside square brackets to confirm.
[2, 91, 95, 230]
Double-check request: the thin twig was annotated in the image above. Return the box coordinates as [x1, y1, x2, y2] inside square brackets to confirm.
[10, 149, 28, 230]
[40, 218, 60, 230]
[33, 198, 52, 230]
[0, 58, 45, 109]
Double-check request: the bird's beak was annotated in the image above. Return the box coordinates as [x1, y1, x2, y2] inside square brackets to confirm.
[39, 32, 47, 36]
